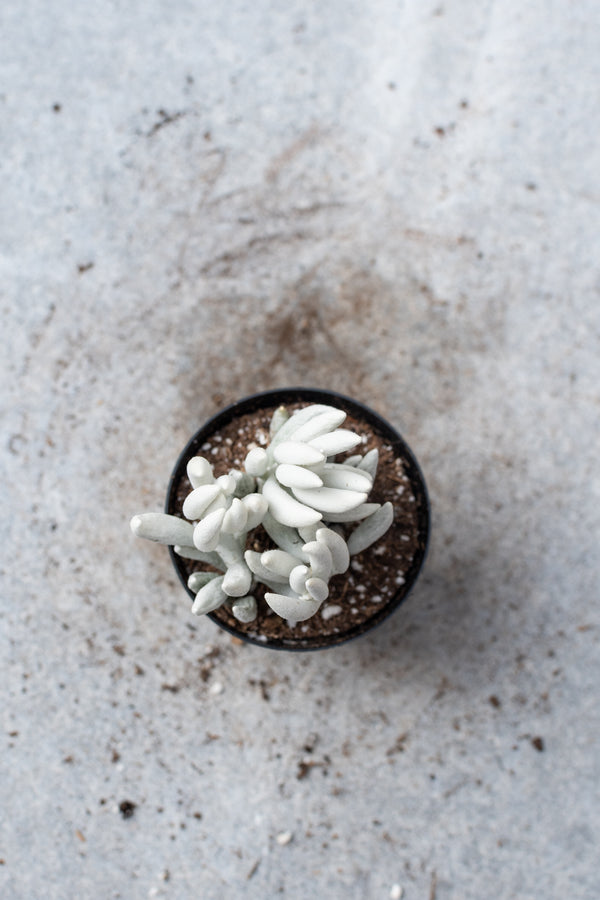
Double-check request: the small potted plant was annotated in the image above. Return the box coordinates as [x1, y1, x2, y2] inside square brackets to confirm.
[130, 388, 429, 650]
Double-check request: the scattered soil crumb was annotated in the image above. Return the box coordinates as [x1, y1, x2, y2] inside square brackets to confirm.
[531, 736, 545, 752]
[119, 800, 137, 819]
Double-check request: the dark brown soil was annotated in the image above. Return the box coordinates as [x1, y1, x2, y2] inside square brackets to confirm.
[169, 402, 427, 648]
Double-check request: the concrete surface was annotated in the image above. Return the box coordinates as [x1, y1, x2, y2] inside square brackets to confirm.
[2, 1, 599, 898]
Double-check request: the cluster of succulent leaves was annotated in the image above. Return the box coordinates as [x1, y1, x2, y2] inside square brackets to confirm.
[130, 404, 393, 625]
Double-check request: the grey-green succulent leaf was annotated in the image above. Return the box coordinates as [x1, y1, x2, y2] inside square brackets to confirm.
[241, 493, 269, 530]
[289, 409, 348, 443]
[222, 560, 253, 597]
[262, 512, 309, 561]
[191, 575, 228, 615]
[321, 464, 373, 492]
[261, 548, 301, 579]
[302, 541, 334, 581]
[130, 513, 195, 547]
[230, 470, 256, 498]
[182, 483, 222, 520]
[188, 571, 220, 593]
[221, 497, 248, 534]
[193, 507, 226, 552]
[230, 595, 257, 623]
[186, 456, 215, 488]
[291, 485, 368, 515]
[347, 502, 394, 555]
[273, 441, 325, 466]
[245, 550, 290, 585]
[264, 591, 321, 623]
[276, 463, 323, 489]
[357, 448, 379, 479]
[244, 447, 269, 476]
[262, 475, 323, 528]
[174, 544, 224, 569]
[323, 502, 381, 523]
[268, 404, 340, 449]
[307, 429, 362, 457]
[305, 576, 329, 603]
[269, 405, 290, 438]
[289, 564, 311, 595]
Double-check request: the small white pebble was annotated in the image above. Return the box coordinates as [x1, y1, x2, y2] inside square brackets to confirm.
[276, 831, 292, 846]
[372, 594, 382, 603]
[209, 681, 223, 695]
[395, 575, 405, 585]
[374, 545, 386, 555]
[321, 604, 342, 621]
[351, 607, 358, 614]
[356, 584, 366, 593]
[395, 485, 405, 495]
[351, 560, 363, 572]
[390, 885, 403, 900]
[400, 534, 410, 541]
[201, 443, 211, 451]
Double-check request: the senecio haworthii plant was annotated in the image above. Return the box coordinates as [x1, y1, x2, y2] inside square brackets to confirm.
[130, 404, 393, 627]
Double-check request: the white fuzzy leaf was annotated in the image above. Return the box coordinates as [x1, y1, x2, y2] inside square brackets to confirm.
[230, 470, 255, 498]
[273, 441, 326, 466]
[186, 456, 215, 488]
[193, 508, 226, 551]
[302, 541, 333, 580]
[305, 577, 329, 603]
[308, 429, 362, 457]
[230, 595, 257, 623]
[315, 527, 350, 575]
[269, 404, 338, 448]
[245, 446, 268, 476]
[291, 485, 368, 515]
[222, 560, 253, 597]
[216, 473, 236, 495]
[344, 454, 362, 467]
[174, 544, 224, 569]
[290, 409, 347, 443]
[262, 512, 309, 561]
[269, 405, 290, 437]
[264, 592, 321, 623]
[347, 502, 394, 555]
[289, 564, 310, 594]
[241, 493, 269, 530]
[321, 464, 372, 492]
[244, 550, 290, 585]
[261, 549, 301, 579]
[187, 571, 219, 593]
[357, 448, 379, 479]
[298, 523, 318, 543]
[130, 513, 195, 547]
[191, 575, 228, 615]
[262, 476, 322, 528]
[276, 464, 323, 489]
[221, 498, 248, 535]
[182, 484, 222, 521]
[323, 503, 381, 523]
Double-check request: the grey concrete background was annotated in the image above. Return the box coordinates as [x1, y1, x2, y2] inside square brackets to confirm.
[2, 1, 599, 898]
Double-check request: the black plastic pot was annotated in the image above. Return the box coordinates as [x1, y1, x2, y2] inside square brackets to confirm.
[166, 388, 430, 650]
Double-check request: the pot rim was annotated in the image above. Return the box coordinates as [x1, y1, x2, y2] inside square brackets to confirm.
[166, 387, 430, 651]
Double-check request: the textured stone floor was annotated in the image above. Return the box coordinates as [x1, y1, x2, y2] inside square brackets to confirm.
[2, 2, 599, 898]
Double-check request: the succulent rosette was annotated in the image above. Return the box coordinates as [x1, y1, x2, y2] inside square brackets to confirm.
[130, 404, 393, 625]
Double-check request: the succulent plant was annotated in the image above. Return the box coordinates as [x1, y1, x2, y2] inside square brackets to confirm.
[130, 403, 393, 626]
